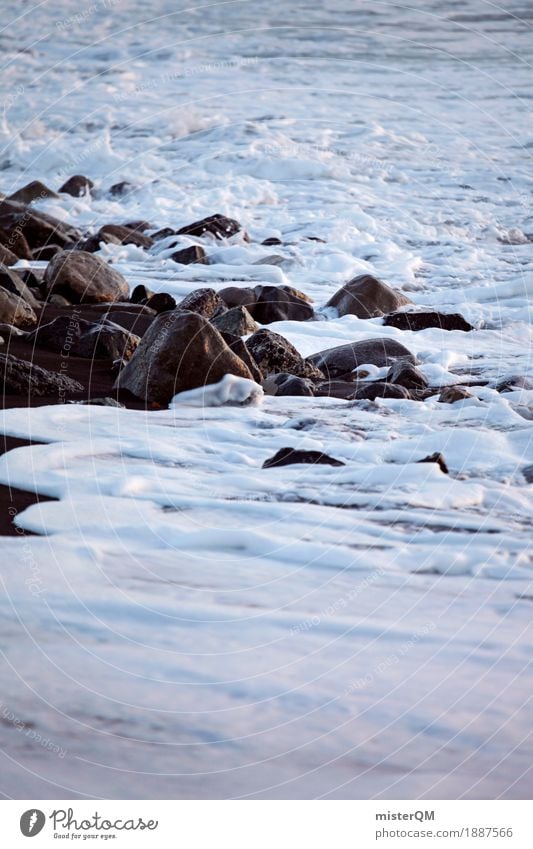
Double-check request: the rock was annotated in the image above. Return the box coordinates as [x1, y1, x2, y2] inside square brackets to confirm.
[418, 452, 449, 474]
[131, 284, 153, 304]
[114, 310, 254, 405]
[145, 292, 176, 313]
[122, 220, 152, 233]
[0, 353, 84, 396]
[59, 175, 94, 197]
[352, 382, 411, 401]
[170, 244, 208, 265]
[0, 199, 81, 249]
[326, 274, 412, 318]
[32, 244, 62, 261]
[314, 380, 358, 400]
[262, 237, 283, 246]
[0, 265, 41, 309]
[218, 285, 256, 311]
[27, 316, 140, 361]
[438, 385, 472, 403]
[83, 224, 154, 252]
[212, 306, 258, 336]
[0, 243, 18, 265]
[0, 323, 28, 341]
[219, 333, 263, 385]
[44, 250, 129, 304]
[386, 360, 428, 390]
[307, 338, 415, 378]
[263, 448, 345, 469]
[177, 214, 244, 240]
[0, 225, 33, 259]
[384, 310, 474, 332]
[7, 180, 59, 204]
[78, 397, 125, 407]
[262, 373, 316, 397]
[495, 375, 533, 393]
[109, 181, 135, 197]
[0, 286, 38, 329]
[522, 465, 533, 484]
[177, 288, 225, 319]
[252, 284, 314, 323]
[48, 294, 72, 307]
[246, 329, 324, 380]
[151, 227, 177, 241]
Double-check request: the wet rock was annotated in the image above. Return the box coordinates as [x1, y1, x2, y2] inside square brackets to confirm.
[0, 323, 28, 341]
[0, 243, 18, 265]
[78, 397, 125, 407]
[246, 328, 324, 380]
[83, 224, 154, 252]
[122, 220, 152, 234]
[59, 175, 94, 197]
[114, 310, 253, 405]
[170, 244, 207, 265]
[522, 465, 533, 484]
[418, 452, 449, 474]
[145, 292, 177, 314]
[0, 286, 38, 329]
[177, 214, 244, 240]
[0, 199, 81, 249]
[438, 385, 472, 403]
[32, 244, 62, 261]
[262, 237, 283, 246]
[212, 306, 258, 336]
[495, 375, 533, 393]
[262, 373, 316, 397]
[314, 380, 358, 400]
[0, 226, 33, 260]
[218, 285, 256, 311]
[352, 382, 411, 401]
[386, 360, 428, 390]
[263, 448, 345, 469]
[151, 227, 177, 241]
[252, 284, 314, 323]
[177, 288, 225, 319]
[109, 181, 135, 197]
[0, 265, 41, 309]
[307, 338, 415, 378]
[0, 352, 84, 396]
[27, 316, 140, 361]
[44, 250, 129, 304]
[131, 284, 153, 304]
[326, 274, 412, 318]
[219, 333, 263, 385]
[384, 310, 474, 332]
[7, 180, 59, 204]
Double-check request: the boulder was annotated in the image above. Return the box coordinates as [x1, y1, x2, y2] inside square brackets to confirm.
[384, 310, 474, 332]
[314, 380, 358, 400]
[177, 214, 244, 240]
[44, 250, 129, 304]
[177, 288, 225, 319]
[438, 385, 472, 403]
[495, 375, 533, 393]
[263, 448, 344, 469]
[386, 360, 428, 390]
[0, 286, 38, 329]
[262, 237, 283, 246]
[219, 333, 263, 385]
[0, 243, 18, 266]
[418, 452, 449, 474]
[32, 245, 62, 261]
[0, 226, 33, 259]
[7, 180, 59, 204]
[246, 328, 324, 380]
[252, 284, 314, 323]
[170, 245, 207, 265]
[27, 316, 140, 361]
[145, 292, 177, 313]
[122, 220, 152, 233]
[109, 181, 135, 197]
[218, 285, 256, 311]
[0, 265, 41, 309]
[307, 338, 415, 378]
[131, 284, 153, 304]
[211, 306, 258, 336]
[0, 353, 84, 396]
[114, 310, 254, 405]
[351, 382, 411, 401]
[82, 224, 154, 252]
[326, 274, 412, 318]
[0, 199, 81, 249]
[59, 175, 94, 197]
[262, 373, 315, 397]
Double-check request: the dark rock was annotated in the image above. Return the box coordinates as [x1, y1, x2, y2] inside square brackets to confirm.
[438, 385, 472, 403]
[384, 310, 474, 332]
[307, 338, 415, 378]
[246, 328, 324, 380]
[7, 180, 59, 204]
[32, 244, 62, 261]
[0, 243, 18, 265]
[170, 244, 207, 265]
[0, 265, 40, 309]
[109, 181, 135, 197]
[262, 237, 283, 246]
[252, 284, 314, 323]
[522, 465, 533, 484]
[314, 380, 358, 400]
[122, 220, 152, 234]
[218, 286, 256, 311]
[177, 288, 225, 319]
[0, 226, 33, 259]
[27, 316, 140, 361]
[263, 448, 345, 469]
[177, 214, 244, 240]
[82, 224, 154, 252]
[145, 292, 177, 313]
[352, 382, 411, 401]
[262, 373, 316, 397]
[212, 306, 258, 336]
[59, 175, 94, 197]
[0, 286, 38, 329]
[326, 274, 412, 318]
[78, 397, 125, 407]
[0, 199, 81, 249]
[386, 360, 428, 390]
[219, 333, 263, 384]
[151, 227, 177, 241]
[418, 452, 449, 474]
[114, 311, 254, 405]
[131, 284, 153, 304]
[0, 352, 84, 396]
[44, 250, 129, 304]
[495, 375, 533, 393]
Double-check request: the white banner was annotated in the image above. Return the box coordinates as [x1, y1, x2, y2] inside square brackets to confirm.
[0, 800, 531, 847]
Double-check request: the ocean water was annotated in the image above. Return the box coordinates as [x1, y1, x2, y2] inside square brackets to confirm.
[0, 0, 532, 799]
